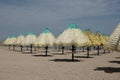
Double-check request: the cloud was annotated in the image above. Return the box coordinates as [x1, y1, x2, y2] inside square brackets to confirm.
[0, 0, 120, 40]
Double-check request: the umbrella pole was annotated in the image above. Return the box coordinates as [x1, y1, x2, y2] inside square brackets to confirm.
[61, 46, 64, 54]
[97, 46, 100, 55]
[82, 46, 85, 52]
[13, 45, 15, 51]
[38, 46, 40, 50]
[104, 49, 105, 53]
[27, 46, 28, 50]
[34, 47, 36, 51]
[87, 46, 90, 58]
[58, 46, 60, 51]
[9, 45, 10, 50]
[72, 45, 75, 61]
[20, 45, 23, 51]
[45, 46, 48, 56]
[30, 44, 32, 53]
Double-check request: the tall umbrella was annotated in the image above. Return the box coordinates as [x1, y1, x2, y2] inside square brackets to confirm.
[56, 24, 91, 60]
[9, 35, 16, 50]
[55, 30, 67, 53]
[3, 36, 11, 49]
[85, 29, 100, 46]
[84, 29, 97, 57]
[102, 34, 109, 53]
[105, 23, 120, 51]
[24, 32, 37, 53]
[95, 32, 105, 55]
[15, 33, 25, 51]
[37, 28, 56, 56]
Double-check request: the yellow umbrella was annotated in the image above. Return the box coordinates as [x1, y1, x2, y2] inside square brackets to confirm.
[95, 32, 106, 45]
[84, 29, 99, 46]
[102, 34, 109, 45]
[105, 23, 120, 51]
[37, 28, 56, 56]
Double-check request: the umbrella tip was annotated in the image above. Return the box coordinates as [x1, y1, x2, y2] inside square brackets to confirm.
[19, 33, 24, 36]
[44, 28, 50, 33]
[28, 32, 35, 35]
[11, 35, 16, 38]
[69, 23, 78, 29]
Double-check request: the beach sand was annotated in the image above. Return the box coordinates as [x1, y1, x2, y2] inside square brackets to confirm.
[0, 46, 120, 80]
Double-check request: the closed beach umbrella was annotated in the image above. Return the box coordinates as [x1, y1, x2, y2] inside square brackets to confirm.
[105, 23, 120, 51]
[37, 28, 56, 56]
[24, 32, 37, 53]
[56, 24, 91, 60]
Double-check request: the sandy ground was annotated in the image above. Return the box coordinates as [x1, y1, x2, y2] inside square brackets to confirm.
[0, 46, 120, 80]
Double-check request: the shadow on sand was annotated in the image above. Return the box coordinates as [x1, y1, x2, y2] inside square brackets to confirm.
[50, 59, 81, 62]
[84, 53, 100, 56]
[116, 57, 120, 59]
[22, 51, 36, 54]
[109, 61, 120, 64]
[94, 67, 120, 73]
[75, 56, 94, 58]
[32, 54, 53, 57]
[52, 52, 67, 55]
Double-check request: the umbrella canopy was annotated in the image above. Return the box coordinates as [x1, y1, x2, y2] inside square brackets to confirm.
[85, 29, 100, 46]
[105, 23, 120, 51]
[24, 32, 37, 46]
[15, 33, 25, 46]
[55, 30, 67, 46]
[103, 34, 109, 44]
[37, 28, 56, 47]
[95, 32, 106, 45]
[3, 36, 11, 45]
[7, 35, 16, 45]
[56, 24, 91, 47]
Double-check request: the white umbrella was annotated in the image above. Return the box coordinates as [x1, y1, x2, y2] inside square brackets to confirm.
[56, 24, 91, 46]
[3, 36, 12, 50]
[56, 24, 91, 60]
[24, 32, 37, 46]
[15, 33, 25, 51]
[15, 33, 25, 46]
[24, 32, 37, 53]
[37, 28, 56, 56]
[3, 36, 11, 46]
[9, 35, 16, 50]
[105, 23, 120, 51]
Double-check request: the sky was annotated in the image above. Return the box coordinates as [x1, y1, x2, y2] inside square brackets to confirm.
[0, 0, 120, 41]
